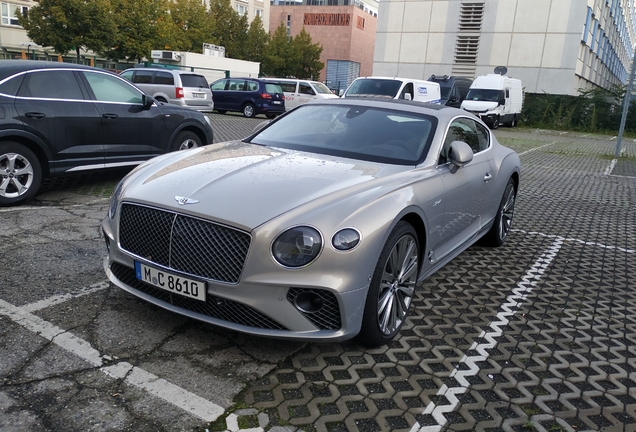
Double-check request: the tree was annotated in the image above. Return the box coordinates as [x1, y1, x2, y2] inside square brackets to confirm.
[18, 0, 116, 62]
[261, 23, 289, 77]
[209, 0, 247, 59]
[169, 0, 215, 53]
[105, 0, 176, 62]
[244, 15, 269, 64]
[289, 28, 323, 79]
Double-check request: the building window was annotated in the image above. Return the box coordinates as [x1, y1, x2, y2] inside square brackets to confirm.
[255, 8, 262, 17]
[2, 3, 28, 26]
[236, 3, 247, 15]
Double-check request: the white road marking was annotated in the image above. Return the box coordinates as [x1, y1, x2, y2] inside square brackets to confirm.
[411, 239, 564, 432]
[604, 159, 617, 176]
[511, 229, 634, 253]
[22, 281, 110, 313]
[517, 141, 557, 156]
[0, 298, 224, 423]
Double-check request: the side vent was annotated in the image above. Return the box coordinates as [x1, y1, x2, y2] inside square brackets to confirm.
[452, 1, 485, 77]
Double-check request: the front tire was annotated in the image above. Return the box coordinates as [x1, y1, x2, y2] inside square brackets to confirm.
[490, 116, 500, 129]
[242, 103, 256, 118]
[0, 142, 42, 207]
[480, 178, 516, 247]
[358, 221, 419, 347]
[171, 131, 202, 152]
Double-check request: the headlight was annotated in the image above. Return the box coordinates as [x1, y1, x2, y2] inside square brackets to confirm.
[272, 226, 323, 268]
[332, 228, 361, 251]
[109, 180, 124, 219]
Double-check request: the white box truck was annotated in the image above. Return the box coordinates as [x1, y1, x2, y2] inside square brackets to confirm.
[460, 74, 523, 129]
[343, 77, 441, 104]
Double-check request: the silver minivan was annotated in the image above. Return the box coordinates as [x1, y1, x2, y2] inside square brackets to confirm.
[120, 67, 214, 112]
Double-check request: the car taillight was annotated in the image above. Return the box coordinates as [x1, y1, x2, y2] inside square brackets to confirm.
[260, 93, 272, 99]
[176, 87, 184, 98]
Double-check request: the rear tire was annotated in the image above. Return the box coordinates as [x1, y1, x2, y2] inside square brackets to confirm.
[242, 103, 256, 118]
[171, 131, 202, 152]
[358, 221, 419, 347]
[216, 109, 227, 114]
[155, 96, 168, 103]
[265, 114, 277, 119]
[0, 142, 42, 207]
[479, 178, 516, 247]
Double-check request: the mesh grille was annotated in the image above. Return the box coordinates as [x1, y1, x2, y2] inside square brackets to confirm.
[111, 262, 287, 330]
[287, 288, 342, 330]
[119, 204, 251, 283]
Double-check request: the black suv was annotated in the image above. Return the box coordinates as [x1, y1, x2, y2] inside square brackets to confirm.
[210, 77, 285, 118]
[0, 61, 214, 206]
[428, 75, 473, 108]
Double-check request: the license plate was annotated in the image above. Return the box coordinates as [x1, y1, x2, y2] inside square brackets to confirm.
[273, 101, 281, 104]
[135, 262, 206, 301]
[192, 93, 205, 98]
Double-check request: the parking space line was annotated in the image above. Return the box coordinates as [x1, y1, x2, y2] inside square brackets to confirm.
[511, 229, 634, 253]
[411, 239, 564, 432]
[603, 159, 617, 176]
[22, 281, 110, 313]
[0, 297, 224, 423]
[517, 141, 557, 156]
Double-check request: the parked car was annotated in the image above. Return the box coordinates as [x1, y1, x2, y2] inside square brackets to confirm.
[103, 98, 520, 346]
[119, 67, 214, 112]
[0, 60, 214, 207]
[428, 75, 473, 108]
[210, 77, 285, 118]
[343, 77, 441, 104]
[261, 78, 338, 110]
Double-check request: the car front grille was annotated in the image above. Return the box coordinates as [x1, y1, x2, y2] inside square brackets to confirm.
[119, 203, 251, 284]
[110, 262, 288, 330]
[287, 288, 342, 330]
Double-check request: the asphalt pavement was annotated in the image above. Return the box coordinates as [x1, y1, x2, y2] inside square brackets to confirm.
[0, 114, 634, 432]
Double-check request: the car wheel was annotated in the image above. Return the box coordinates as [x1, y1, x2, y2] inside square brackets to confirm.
[358, 221, 419, 347]
[216, 109, 227, 114]
[0, 142, 42, 207]
[171, 131, 202, 151]
[155, 96, 167, 103]
[480, 178, 516, 247]
[242, 103, 256, 118]
[490, 116, 500, 129]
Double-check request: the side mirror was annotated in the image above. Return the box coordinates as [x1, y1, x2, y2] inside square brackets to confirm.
[448, 96, 457, 103]
[448, 141, 473, 173]
[403, 92, 412, 101]
[498, 98, 505, 106]
[142, 94, 155, 109]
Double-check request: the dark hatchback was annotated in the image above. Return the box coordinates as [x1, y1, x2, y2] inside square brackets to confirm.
[0, 60, 214, 206]
[210, 77, 285, 118]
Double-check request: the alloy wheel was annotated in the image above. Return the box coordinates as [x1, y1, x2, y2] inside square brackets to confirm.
[0, 152, 34, 198]
[498, 184, 516, 241]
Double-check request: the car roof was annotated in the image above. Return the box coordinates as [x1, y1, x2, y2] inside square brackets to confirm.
[123, 67, 205, 76]
[0, 60, 102, 80]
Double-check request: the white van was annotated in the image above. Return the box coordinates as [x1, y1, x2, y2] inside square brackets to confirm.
[342, 77, 441, 104]
[460, 74, 523, 129]
[262, 78, 339, 110]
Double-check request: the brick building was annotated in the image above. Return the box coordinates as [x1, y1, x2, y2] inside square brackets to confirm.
[269, 2, 377, 91]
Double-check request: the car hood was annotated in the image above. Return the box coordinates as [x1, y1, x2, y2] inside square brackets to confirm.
[121, 141, 409, 230]
[461, 100, 498, 112]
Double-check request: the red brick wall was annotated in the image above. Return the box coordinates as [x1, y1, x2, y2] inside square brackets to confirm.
[269, 5, 377, 82]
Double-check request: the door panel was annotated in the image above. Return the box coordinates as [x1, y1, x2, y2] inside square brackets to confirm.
[14, 69, 104, 173]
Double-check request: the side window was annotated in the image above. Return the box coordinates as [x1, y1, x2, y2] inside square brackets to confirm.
[505, 89, 510, 98]
[154, 71, 174, 85]
[119, 70, 134, 82]
[400, 83, 414, 99]
[0, 74, 24, 96]
[439, 118, 489, 164]
[18, 70, 83, 100]
[299, 83, 315, 95]
[228, 79, 245, 91]
[83, 71, 143, 104]
[277, 82, 296, 92]
[246, 81, 259, 91]
[211, 79, 227, 91]
[132, 70, 153, 84]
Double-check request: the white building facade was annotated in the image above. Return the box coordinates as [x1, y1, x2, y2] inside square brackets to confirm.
[373, 0, 636, 95]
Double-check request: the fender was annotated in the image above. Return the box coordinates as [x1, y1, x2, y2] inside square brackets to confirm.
[0, 128, 53, 162]
[167, 119, 213, 145]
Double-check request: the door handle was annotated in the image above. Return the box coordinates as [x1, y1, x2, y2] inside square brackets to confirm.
[102, 113, 119, 119]
[25, 112, 45, 119]
[483, 173, 492, 182]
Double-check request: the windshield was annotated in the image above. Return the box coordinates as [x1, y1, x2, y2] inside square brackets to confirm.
[465, 88, 503, 102]
[439, 83, 451, 99]
[313, 82, 334, 95]
[344, 79, 402, 98]
[248, 104, 436, 165]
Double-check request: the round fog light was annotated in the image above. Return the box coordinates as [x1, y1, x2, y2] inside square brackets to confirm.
[294, 291, 324, 313]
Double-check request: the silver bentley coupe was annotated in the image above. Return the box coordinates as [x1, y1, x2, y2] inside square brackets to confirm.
[103, 98, 520, 346]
